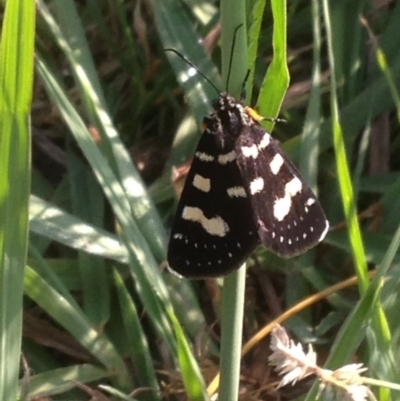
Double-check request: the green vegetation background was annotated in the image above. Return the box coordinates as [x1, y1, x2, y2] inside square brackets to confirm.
[1, 0, 400, 400]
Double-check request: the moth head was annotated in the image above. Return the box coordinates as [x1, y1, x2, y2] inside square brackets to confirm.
[213, 93, 239, 112]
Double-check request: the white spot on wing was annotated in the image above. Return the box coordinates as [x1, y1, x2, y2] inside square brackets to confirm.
[306, 198, 316, 206]
[195, 152, 214, 162]
[218, 150, 237, 164]
[273, 194, 292, 221]
[173, 233, 183, 240]
[193, 174, 211, 192]
[182, 206, 229, 237]
[227, 186, 247, 198]
[273, 177, 303, 221]
[241, 144, 259, 158]
[250, 177, 264, 194]
[270, 154, 284, 175]
[258, 133, 271, 149]
[286, 177, 302, 196]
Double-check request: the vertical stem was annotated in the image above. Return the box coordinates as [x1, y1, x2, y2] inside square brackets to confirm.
[219, 267, 247, 401]
[218, 1, 248, 400]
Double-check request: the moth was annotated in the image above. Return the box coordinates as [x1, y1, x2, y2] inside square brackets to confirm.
[166, 50, 329, 278]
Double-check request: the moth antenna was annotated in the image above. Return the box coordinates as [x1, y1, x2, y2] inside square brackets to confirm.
[165, 48, 220, 96]
[225, 24, 244, 93]
[240, 69, 251, 101]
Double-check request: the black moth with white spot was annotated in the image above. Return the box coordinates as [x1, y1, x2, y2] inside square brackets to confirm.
[167, 93, 329, 278]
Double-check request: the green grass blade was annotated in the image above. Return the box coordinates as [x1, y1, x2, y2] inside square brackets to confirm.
[38, 0, 167, 264]
[29, 195, 129, 263]
[361, 18, 400, 123]
[305, 2, 398, 400]
[167, 307, 209, 401]
[35, 54, 178, 354]
[0, 1, 35, 400]
[299, 0, 322, 188]
[22, 364, 109, 400]
[257, 0, 289, 129]
[114, 270, 160, 401]
[68, 153, 110, 327]
[153, 0, 221, 165]
[305, 219, 400, 401]
[323, 0, 367, 294]
[24, 265, 131, 388]
[150, 0, 221, 122]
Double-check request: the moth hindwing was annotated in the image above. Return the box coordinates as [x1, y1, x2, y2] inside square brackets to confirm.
[167, 93, 329, 278]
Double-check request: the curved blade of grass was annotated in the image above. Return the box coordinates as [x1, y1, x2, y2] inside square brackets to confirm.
[327, 230, 400, 267]
[38, 0, 167, 264]
[30, 195, 129, 264]
[36, 4, 202, 360]
[30, 142, 202, 391]
[150, 0, 221, 122]
[35, 54, 178, 354]
[304, 2, 397, 400]
[24, 265, 131, 388]
[328, 0, 366, 101]
[152, 0, 222, 167]
[256, 0, 289, 130]
[99, 385, 140, 401]
[68, 152, 109, 327]
[305, 218, 400, 401]
[114, 270, 160, 401]
[0, 1, 35, 400]
[280, 6, 400, 163]
[323, 0, 376, 303]
[299, 0, 322, 189]
[35, 35, 202, 378]
[285, 0, 324, 332]
[286, 51, 400, 164]
[361, 17, 400, 122]
[167, 307, 208, 401]
[21, 364, 109, 400]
